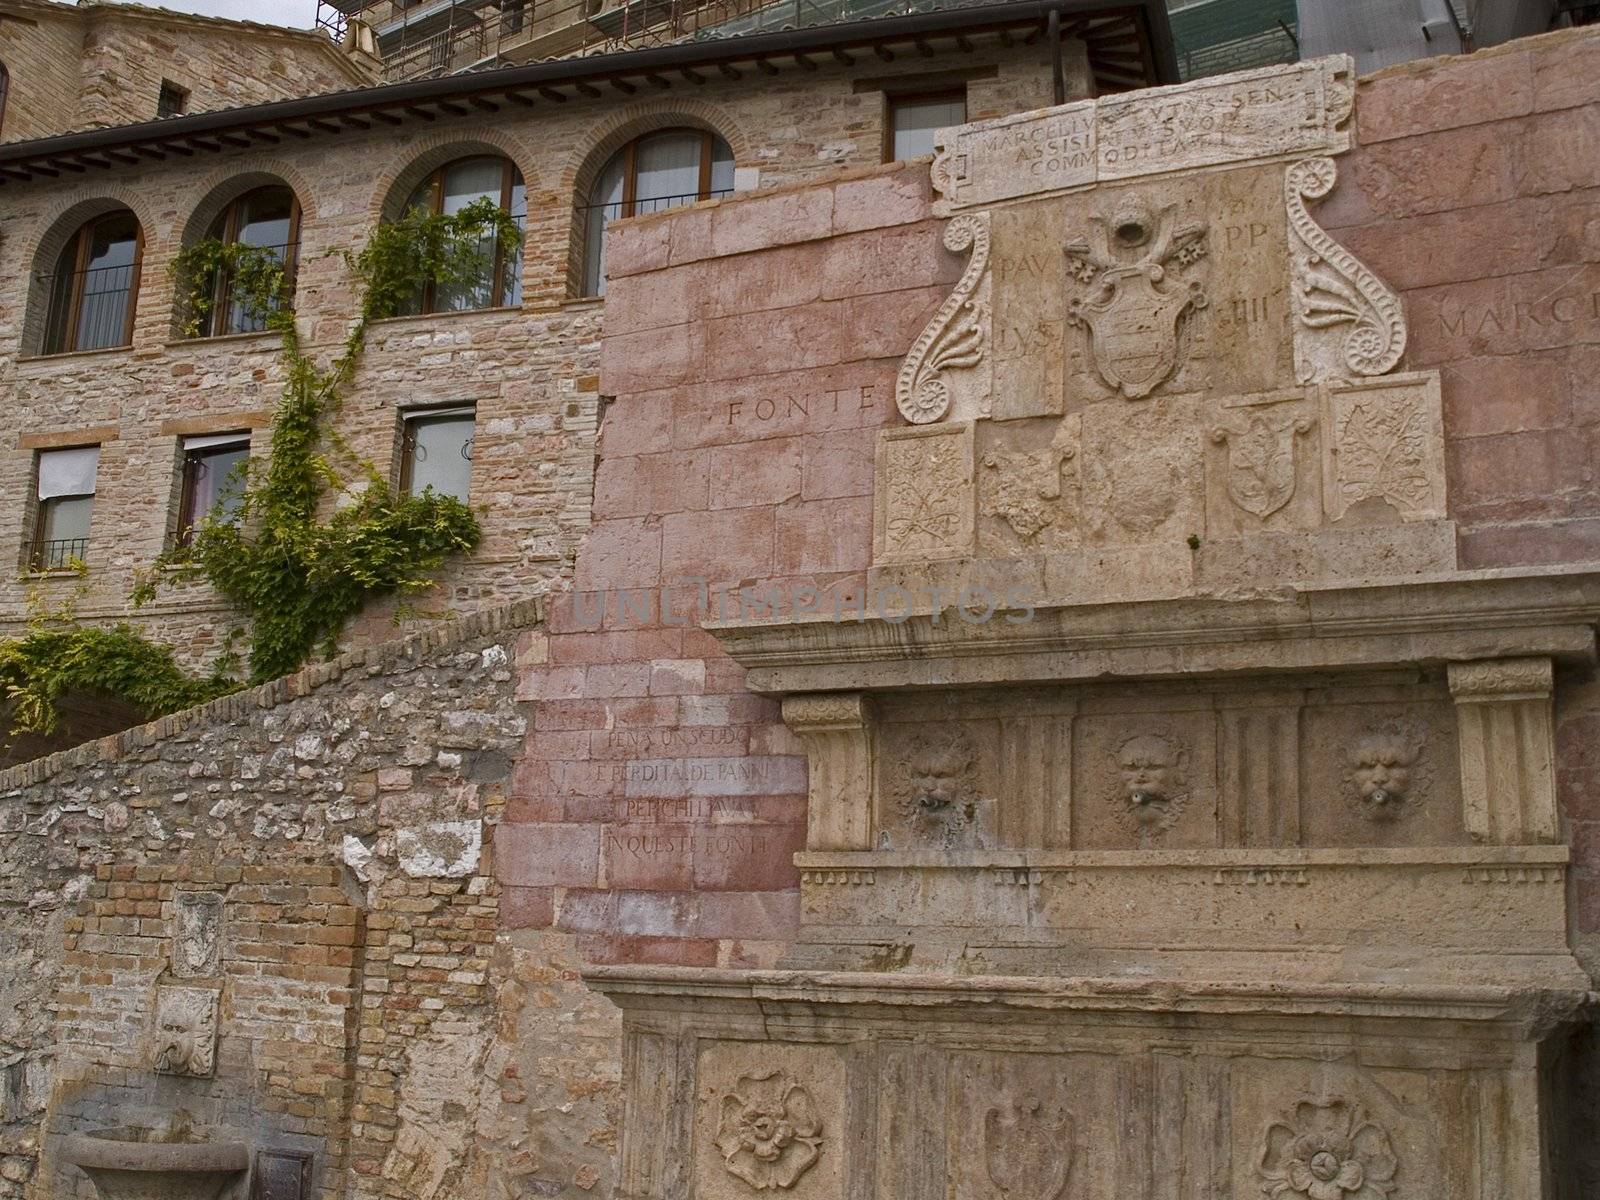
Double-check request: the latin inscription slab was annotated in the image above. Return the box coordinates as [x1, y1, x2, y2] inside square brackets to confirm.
[932, 55, 1354, 215]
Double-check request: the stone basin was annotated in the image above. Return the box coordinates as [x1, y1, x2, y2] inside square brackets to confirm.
[60, 1127, 248, 1200]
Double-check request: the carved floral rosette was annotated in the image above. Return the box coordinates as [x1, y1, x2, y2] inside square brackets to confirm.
[714, 1070, 823, 1190]
[1257, 1099, 1398, 1200]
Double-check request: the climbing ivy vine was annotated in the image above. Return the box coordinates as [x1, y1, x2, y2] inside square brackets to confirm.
[1, 198, 522, 739]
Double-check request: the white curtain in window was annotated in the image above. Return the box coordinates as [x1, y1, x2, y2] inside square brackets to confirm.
[38, 446, 100, 499]
[182, 432, 250, 451]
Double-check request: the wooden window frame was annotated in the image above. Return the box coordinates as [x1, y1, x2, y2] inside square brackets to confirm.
[28, 445, 98, 572]
[882, 87, 968, 164]
[175, 435, 250, 547]
[611, 127, 725, 220]
[202, 186, 303, 338]
[408, 157, 521, 315]
[48, 212, 144, 355]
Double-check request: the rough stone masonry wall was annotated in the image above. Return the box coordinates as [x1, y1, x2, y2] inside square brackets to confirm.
[511, 24, 1600, 1192]
[0, 0, 371, 144]
[0, 599, 537, 1200]
[0, 41, 1059, 671]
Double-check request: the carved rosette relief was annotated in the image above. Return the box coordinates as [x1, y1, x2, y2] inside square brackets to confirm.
[1344, 721, 1429, 823]
[714, 1070, 823, 1191]
[897, 213, 991, 424]
[1064, 202, 1209, 399]
[1111, 732, 1189, 842]
[888, 727, 996, 850]
[152, 985, 219, 1078]
[984, 1094, 1073, 1199]
[1257, 1099, 1398, 1200]
[1210, 411, 1313, 519]
[1287, 158, 1406, 384]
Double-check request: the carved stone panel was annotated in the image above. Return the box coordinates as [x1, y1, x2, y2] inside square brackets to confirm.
[1073, 707, 1218, 849]
[1079, 397, 1206, 547]
[931, 56, 1354, 215]
[1230, 1060, 1446, 1200]
[1321, 372, 1447, 525]
[171, 890, 223, 979]
[976, 415, 1082, 556]
[875, 423, 975, 564]
[1299, 691, 1465, 848]
[152, 985, 218, 1078]
[1205, 391, 1321, 537]
[696, 1042, 845, 1200]
[948, 1052, 1127, 1200]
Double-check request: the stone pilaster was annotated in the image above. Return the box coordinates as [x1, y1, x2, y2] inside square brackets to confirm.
[782, 693, 875, 851]
[1448, 657, 1559, 844]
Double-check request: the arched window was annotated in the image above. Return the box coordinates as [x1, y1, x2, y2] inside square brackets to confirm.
[396, 155, 526, 316]
[41, 209, 142, 354]
[197, 184, 301, 337]
[581, 129, 734, 297]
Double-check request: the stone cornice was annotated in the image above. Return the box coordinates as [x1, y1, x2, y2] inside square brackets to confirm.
[707, 567, 1600, 694]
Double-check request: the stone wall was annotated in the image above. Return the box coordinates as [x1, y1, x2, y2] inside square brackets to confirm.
[0, 41, 1062, 672]
[0, 0, 373, 144]
[0, 599, 537, 1200]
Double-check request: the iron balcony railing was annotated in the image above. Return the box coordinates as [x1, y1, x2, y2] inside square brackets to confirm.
[29, 537, 88, 572]
[577, 187, 734, 225]
[40, 261, 138, 353]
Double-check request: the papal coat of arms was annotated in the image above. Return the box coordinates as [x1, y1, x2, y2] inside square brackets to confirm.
[1065, 202, 1209, 400]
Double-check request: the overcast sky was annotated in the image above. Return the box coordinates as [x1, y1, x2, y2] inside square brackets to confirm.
[118, 0, 323, 31]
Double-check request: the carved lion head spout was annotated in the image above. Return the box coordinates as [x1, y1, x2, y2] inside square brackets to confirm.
[894, 729, 995, 851]
[1345, 731, 1421, 821]
[1116, 733, 1186, 835]
[909, 738, 969, 814]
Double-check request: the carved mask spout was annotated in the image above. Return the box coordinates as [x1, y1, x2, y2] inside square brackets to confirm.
[155, 1040, 185, 1074]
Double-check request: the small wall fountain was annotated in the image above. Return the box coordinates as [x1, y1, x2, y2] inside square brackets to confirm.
[60, 1116, 247, 1200]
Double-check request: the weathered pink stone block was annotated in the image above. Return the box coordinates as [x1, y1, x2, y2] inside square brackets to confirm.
[496, 823, 601, 888]
[1357, 46, 1533, 143]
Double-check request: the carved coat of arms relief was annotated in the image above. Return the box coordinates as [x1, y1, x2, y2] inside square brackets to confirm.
[1064, 201, 1210, 401]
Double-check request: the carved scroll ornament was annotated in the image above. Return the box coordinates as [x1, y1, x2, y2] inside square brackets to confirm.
[1287, 158, 1406, 383]
[897, 213, 991, 424]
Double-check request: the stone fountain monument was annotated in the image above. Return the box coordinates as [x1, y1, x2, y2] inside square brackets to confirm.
[588, 56, 1597, 1199]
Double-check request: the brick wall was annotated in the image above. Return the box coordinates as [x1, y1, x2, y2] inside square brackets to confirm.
[0, 43, 1061, 675]
[0, 0, 372, 144]
[0, 600, 536, 1200]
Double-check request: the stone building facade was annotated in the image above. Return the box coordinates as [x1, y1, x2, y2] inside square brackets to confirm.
[0, 0, 376, 143]
[5, 16, 1600, 1200]
[0, 3, 1131, 673]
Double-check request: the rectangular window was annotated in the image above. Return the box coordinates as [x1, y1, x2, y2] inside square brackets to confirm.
[400, 406, 475, 502]
[886, 90, 967, 162]
[157, 80, 188, 118]
[177, 432, 250, 546]
[32, 445, 98, 570]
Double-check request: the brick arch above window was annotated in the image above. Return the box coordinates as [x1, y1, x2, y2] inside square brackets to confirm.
[370, 131, 537, 222]
[560, 100, 750, 202]
[178, 160, 319, 249]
